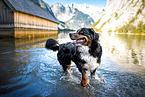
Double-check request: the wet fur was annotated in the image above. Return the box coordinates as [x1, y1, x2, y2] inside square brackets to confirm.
[45, 28, 102, 87]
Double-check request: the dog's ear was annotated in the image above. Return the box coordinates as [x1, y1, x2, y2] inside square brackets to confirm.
[89, 28, 99, 40]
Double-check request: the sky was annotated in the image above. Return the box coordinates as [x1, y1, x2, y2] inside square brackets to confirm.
[43, 0, 107, 8]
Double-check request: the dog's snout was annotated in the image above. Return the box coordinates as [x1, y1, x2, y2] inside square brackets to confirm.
[69, 33, 80, 40]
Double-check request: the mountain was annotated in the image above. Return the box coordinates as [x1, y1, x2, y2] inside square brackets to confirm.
[91, 0, 145, 34]
[30, 0, 95, 30]
[51, 3, 95, 30]
[69, 3, 103, 22]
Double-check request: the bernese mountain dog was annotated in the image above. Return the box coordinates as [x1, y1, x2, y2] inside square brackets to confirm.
[45, 28, 102, 87]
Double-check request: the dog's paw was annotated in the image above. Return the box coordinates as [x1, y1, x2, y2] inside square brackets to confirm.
[81, 79, 88, 87]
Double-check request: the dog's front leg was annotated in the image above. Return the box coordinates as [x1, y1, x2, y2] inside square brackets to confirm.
[81, 73, 88, 87]
[91, 63, 100, 78]
[76, 63, 88, 87]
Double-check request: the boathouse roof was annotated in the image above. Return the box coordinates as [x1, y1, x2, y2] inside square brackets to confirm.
[4, 0, 59, 24]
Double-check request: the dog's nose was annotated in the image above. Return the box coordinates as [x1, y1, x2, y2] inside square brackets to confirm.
[69, 33, 75, 40]
[69, 33, 75, 39]
[69, 33, 72, 37]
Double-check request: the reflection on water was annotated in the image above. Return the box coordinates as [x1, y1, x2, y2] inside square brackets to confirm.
[101, 34, 145, 75]
[0, 31, 145, 96]
[0, 29, 58, 38]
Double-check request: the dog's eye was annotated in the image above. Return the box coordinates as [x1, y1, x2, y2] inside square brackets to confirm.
[79, 31, 84, 34]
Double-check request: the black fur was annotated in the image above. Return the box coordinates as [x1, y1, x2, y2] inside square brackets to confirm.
[45, 39, 59, 51]
[46, 40, 86, 73]
[89, 40, 102, 63]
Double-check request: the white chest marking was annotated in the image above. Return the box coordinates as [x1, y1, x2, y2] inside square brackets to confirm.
[78, 46, 99, 71]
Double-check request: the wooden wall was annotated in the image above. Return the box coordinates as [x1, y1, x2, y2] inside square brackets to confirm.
[14, 12, 58, 30]
[0, 0, 14, 24]
[0, 0, 14, 28]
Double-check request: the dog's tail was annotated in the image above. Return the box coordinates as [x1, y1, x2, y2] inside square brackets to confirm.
[45, 38, 59, 51]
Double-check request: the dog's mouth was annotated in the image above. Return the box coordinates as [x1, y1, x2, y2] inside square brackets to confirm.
[69, 33, 89, 45]
[76, 38, 86, 44]
[74, 38, 86, 44]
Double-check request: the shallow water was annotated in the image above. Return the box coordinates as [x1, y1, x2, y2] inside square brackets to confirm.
[0, 31, 145, 97]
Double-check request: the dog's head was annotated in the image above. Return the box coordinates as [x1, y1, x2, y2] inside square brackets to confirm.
[69, 28, 99, 46]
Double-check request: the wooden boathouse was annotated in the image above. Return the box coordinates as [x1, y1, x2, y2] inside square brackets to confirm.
[0, 0, 59, 38]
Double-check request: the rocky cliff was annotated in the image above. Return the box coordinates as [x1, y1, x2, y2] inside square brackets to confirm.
[69, 3, 102, 22]
[91, 0, 145, 34]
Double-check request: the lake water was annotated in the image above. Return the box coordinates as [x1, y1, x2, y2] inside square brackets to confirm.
[0, 31, 145, 97]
